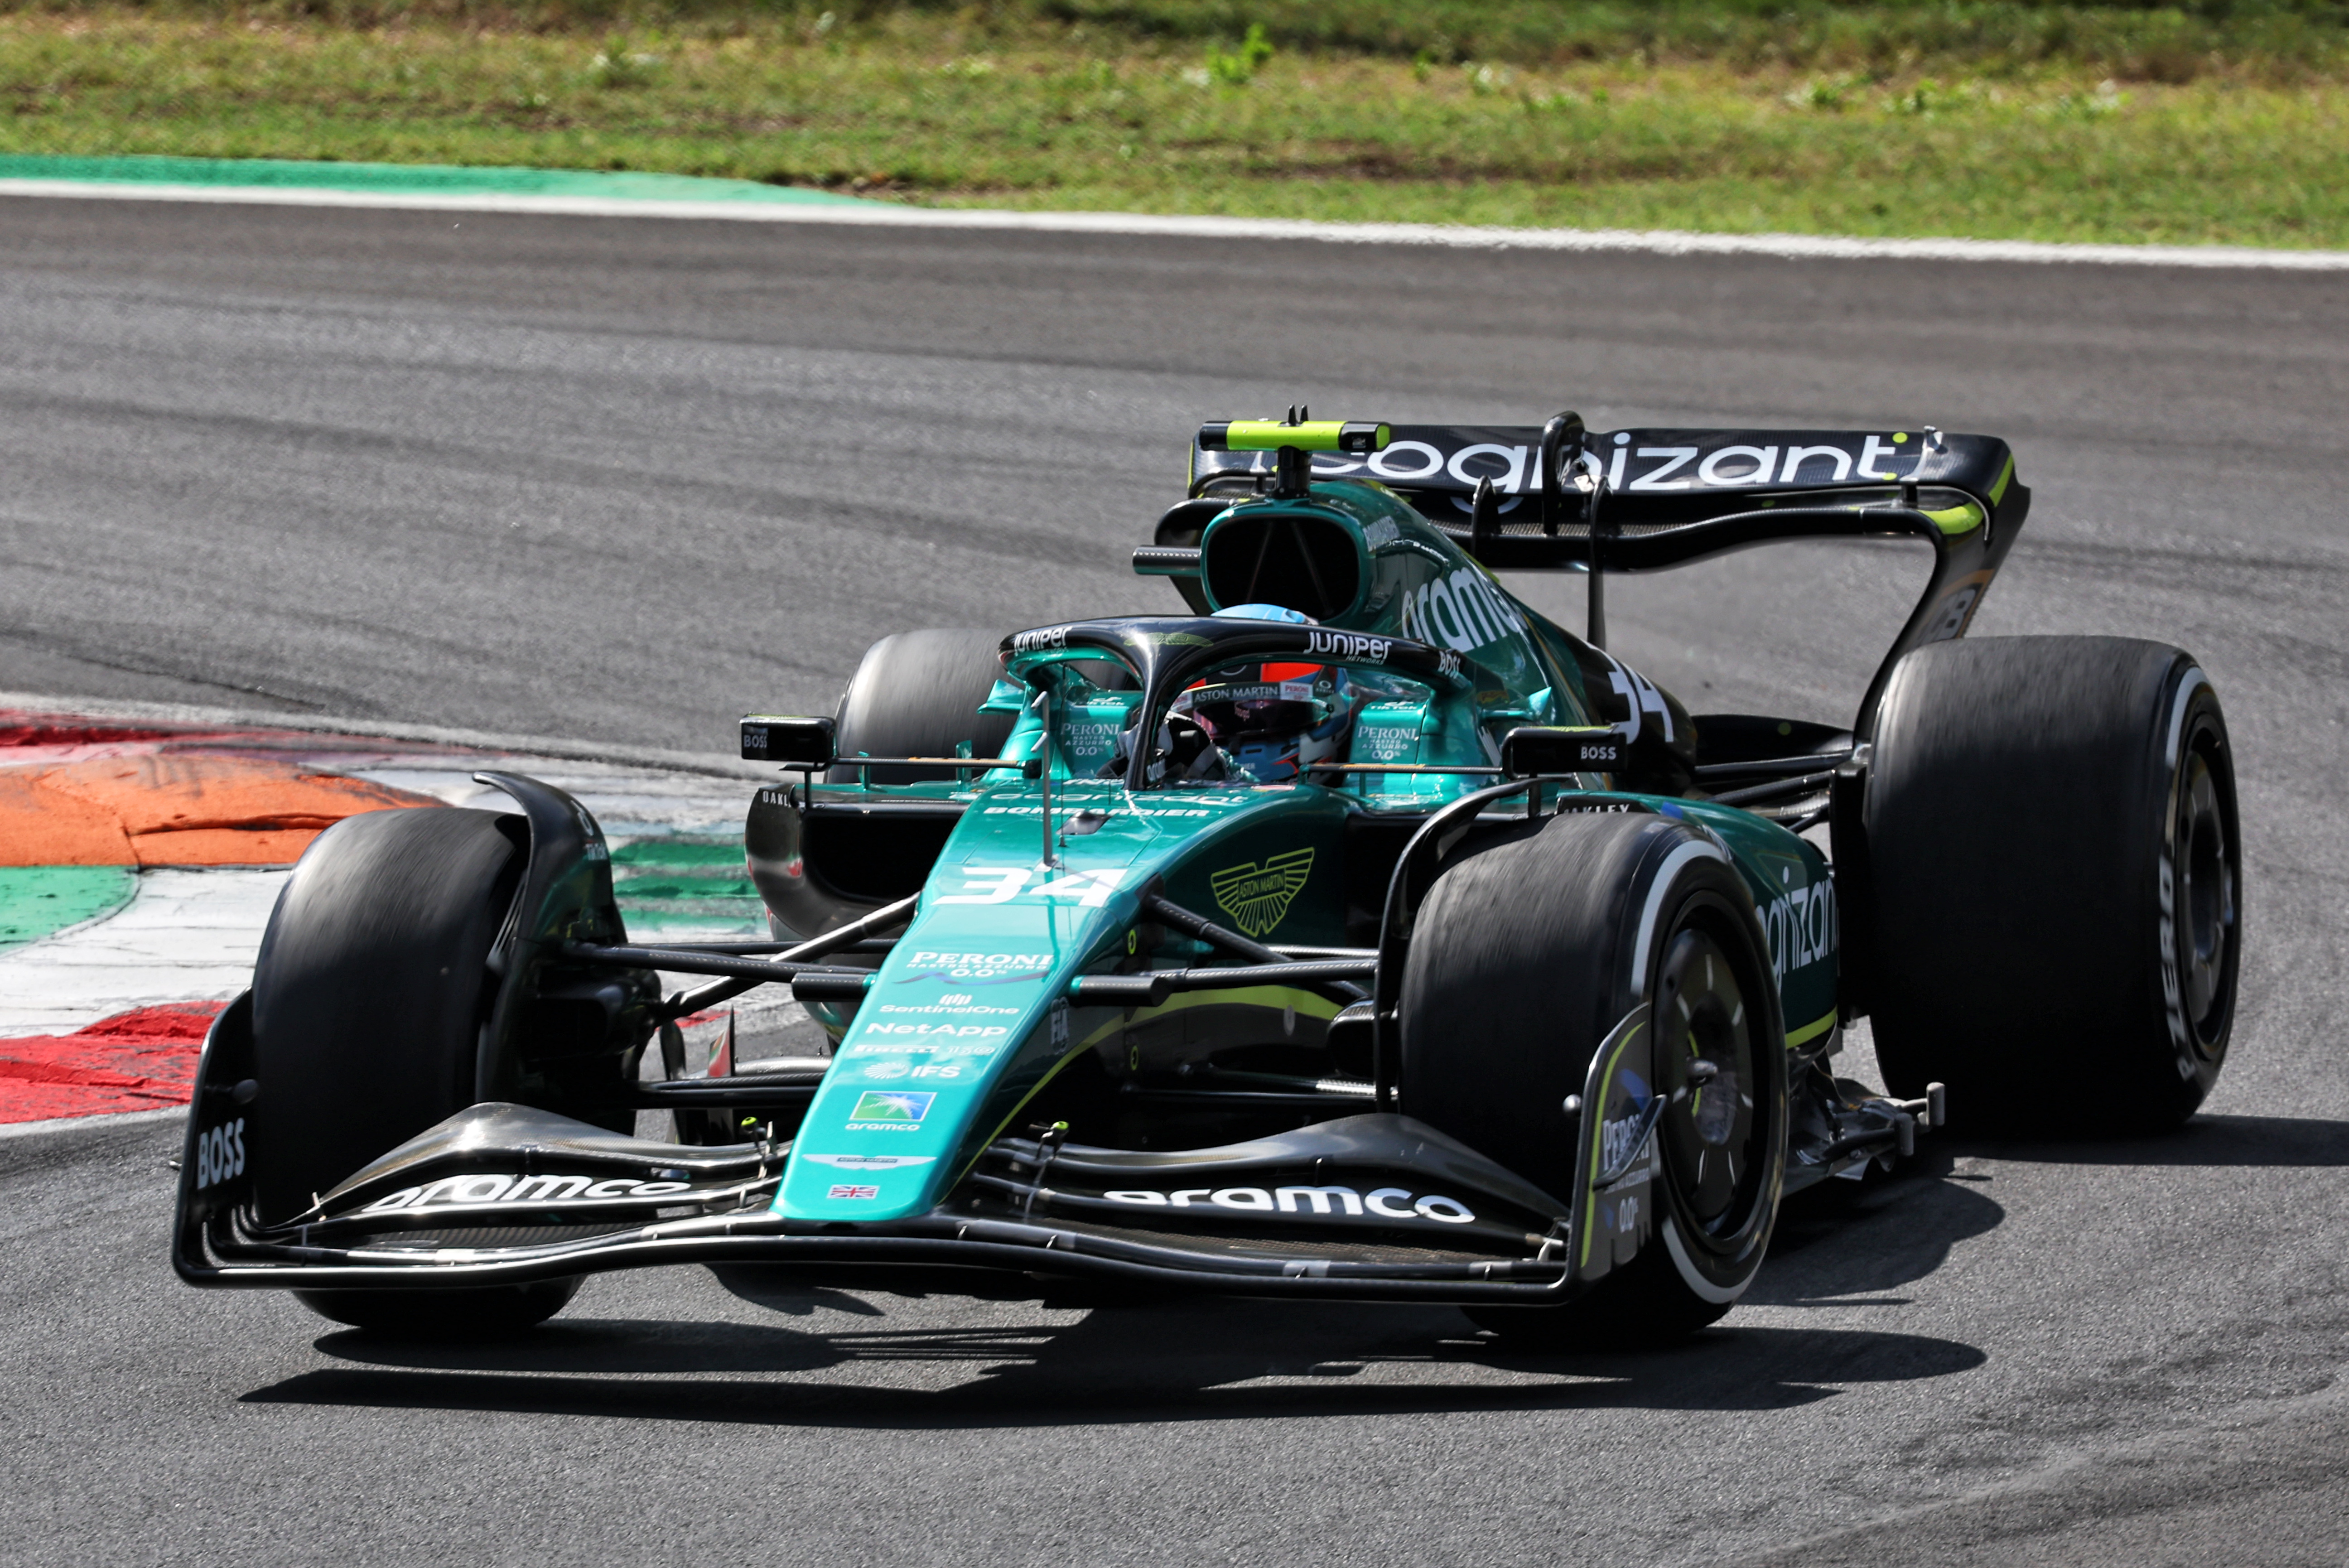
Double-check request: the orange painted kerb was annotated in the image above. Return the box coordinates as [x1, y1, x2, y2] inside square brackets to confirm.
[0, 753, 441, 867]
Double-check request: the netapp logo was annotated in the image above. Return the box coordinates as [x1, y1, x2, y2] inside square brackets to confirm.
[1304, 631, 1390, 664]
[359, 1174, 691, 1212]
[1102, 1184, 1475, 1224]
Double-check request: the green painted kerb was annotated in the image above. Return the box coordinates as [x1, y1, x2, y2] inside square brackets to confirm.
[610, 836, 767, 942]
[0, 154, 871, 206]
[0, 866, 137, 952]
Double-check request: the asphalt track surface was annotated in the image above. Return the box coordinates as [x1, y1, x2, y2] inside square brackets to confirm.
[3, 196, 2347, 1565]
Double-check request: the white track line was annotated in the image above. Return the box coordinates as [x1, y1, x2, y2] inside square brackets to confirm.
[0, 867, 288, 1034]
[5, 176, 2347, 271]
[0, 1105, 185, 1142]
[0, 706, 788, 1038]
[0, 688, 768, 780]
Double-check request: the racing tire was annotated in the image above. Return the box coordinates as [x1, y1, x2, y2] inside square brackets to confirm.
[293, 1279, 584, 1338]
[1399, 811, 1788, 1347]
[830, 628, 1018, 785]
[248, 806, 579, 1336]
[1864, 637, 2240, 1134]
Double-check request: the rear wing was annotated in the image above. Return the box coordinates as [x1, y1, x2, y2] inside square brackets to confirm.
[1189, 422, 2024, 571]
[1185, 419, 2029, 737]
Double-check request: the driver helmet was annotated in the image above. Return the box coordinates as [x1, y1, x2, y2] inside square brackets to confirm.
[1174, 603, 1356, 784]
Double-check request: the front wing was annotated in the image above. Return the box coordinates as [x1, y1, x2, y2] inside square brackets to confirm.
[174, 996, 1680, 1306]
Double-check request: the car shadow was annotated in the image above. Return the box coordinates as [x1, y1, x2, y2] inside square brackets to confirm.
[240, 1115, 2323, 1428]
[252, 1283, 1985, 1430]
[1744, 1156, 2007, 1306]
[1977, 1113, 2349, 1168]
[1739, 1112, 2349, 1306]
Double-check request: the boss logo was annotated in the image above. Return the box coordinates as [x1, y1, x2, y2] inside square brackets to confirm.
[193, 1118, 246, 1190]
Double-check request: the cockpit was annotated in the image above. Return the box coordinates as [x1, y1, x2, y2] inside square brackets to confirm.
[1005, 603, 1467, 795]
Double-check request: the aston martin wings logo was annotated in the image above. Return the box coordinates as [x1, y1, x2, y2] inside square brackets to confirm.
[1209, 848, 1315, 937]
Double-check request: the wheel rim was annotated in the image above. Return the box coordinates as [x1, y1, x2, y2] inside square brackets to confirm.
[2175, 739, 2237, 1044]
[1653, 924, 1767, 1236]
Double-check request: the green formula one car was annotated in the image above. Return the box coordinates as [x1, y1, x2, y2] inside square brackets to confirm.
[174, 412, 2242, 1342]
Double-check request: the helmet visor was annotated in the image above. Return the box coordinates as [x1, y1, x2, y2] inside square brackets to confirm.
[1189, 697, 1321, 745]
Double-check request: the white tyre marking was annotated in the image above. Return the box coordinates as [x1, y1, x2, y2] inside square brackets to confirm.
[1630, 839, 1731, 999]
[1662, 1215, 1753, 1305]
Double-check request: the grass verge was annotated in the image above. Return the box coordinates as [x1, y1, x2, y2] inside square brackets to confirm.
[3, 2, 2346, 246]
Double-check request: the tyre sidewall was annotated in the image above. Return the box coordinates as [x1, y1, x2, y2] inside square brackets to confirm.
[2153, 668, 2239, 1110]
[1637, 857, 1788, 1304]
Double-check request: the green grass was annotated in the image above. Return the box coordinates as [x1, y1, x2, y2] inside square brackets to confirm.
[4, 1, 2347, 246]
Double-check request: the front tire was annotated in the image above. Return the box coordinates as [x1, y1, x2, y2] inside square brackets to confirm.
[1399, 811, 1788, 1346]
[294, 1279, 582, 1338]
[251, 806, 578, 1336]
[1865, 637, 2241, 1133]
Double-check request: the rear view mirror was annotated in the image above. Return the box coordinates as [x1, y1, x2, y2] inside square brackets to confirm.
[740, 715, 836, 766]
[1500, 725, 1624, 777]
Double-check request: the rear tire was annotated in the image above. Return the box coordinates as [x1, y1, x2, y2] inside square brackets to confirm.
[1399, 812, 1787, 1347]
[830, 629, 1016, 785]
[251, 806, 578, 1336]
[1865, 637, 2240, 1134]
